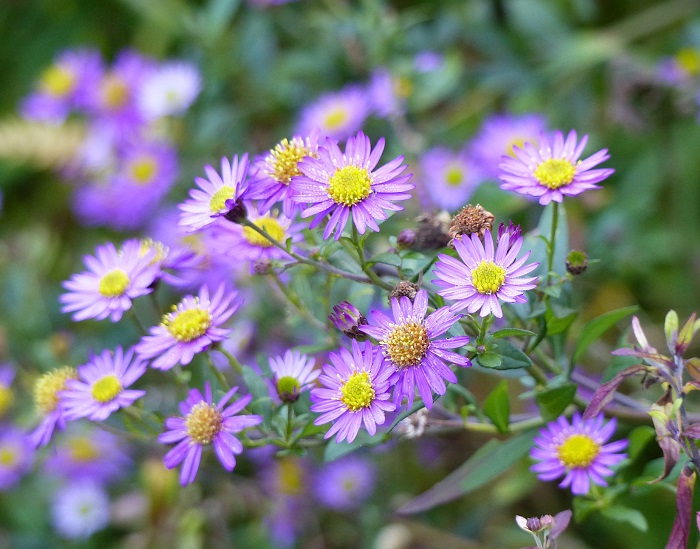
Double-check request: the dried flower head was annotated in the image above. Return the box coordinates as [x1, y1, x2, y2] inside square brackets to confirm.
[388, 281, 420, 303]
[412, 211, 451, 250]
[448, 204, 495, 245]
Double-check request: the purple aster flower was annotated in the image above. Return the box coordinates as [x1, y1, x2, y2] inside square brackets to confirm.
[656, 48, 700, 86]
[314, 455, 375, 511]
[433, 228, 539, 318]
[44, 426, 131, 485]
[418, 146, 483, 211]
[179, 154, 251, 232]
[498, 129, 614, 205]
[329, 301, 369, 340]
[295, 85, 371, 141]
[60, 240, 160, 322]
[359, 289, 470, 410]
[158, 383, 263, 485]
[269, 349, 319, 403]
[135, 284, 240, 370]
[61, 346, 147, 422]
[21, 48, 103, 123]
[138, 237, 203, 288]
[29, 366, 78, 448]
[247, 132, 320, 218]
[291, 131, 413, 240]
[469, 113, 548, 178]
[530, 413, 628, 495]
[367, 68, 407, 119]
[0, 426, 35, 490]
[137, 60, 201, 119]
[0, 365, 15, 419]
[310, 339, 395, 443]
[51, 480, 110, 539]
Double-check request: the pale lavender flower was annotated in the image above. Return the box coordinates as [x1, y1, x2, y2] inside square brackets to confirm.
[269, 350, 319, 403]
[359, 289, 470, 410]
[0, 365, 15, 419]
[179, 154, 251, 231]
[413, 51, 444, 72]
[135, 284, 240, 370]
[368, 68, 406, 118]
[433, 228, 538, 318]
[137, 61, 201, 119]
[158, 383, 262, 485]
[0, 426, 34, 490]
[60, 240, 160, 322]
[498, 129, 614, 205]
[51, 480, 110, 539]
[291, 131, 413, 240]
[418, 146, 482, 211]
[314, 455, 375, 511]
[530, 413, 627, 495]
[295, 85, 370, 141]
[137, 237, 203, 289]
[29, 367, 78, 448]
[310, 339, 395, 443]
[61, 347, 147, 421]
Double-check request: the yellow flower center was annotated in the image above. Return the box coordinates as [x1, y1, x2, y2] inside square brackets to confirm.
[278, 458, 304, 495]
[129, 157, 158, 185]
[101, 74, 129, 109]
[506, 137, 528, 156]
[209, 186, 235, 213]
[98, 269, 130, 298]
[40, 65, 76, 97]
[0, 447, 17, 467]
[557, 434, 600, 468]
[0, 385, 14, 418]
[394, 76, 413, 98]
[164, 306, 212, 342]
[533, 158, 576, 190]
[471, 261, 506, 294]
[68, 437, 100, 462]
[266, 138, 317, 185]
[91, 374, 123, 403]
[444, 165, 464, 187]
[385, 322, 430, 368]
[340, 371, 375, 412]
[185, 402, 222, 444]
[676, 47, 700, 76]
[33, 367, 78, 416]
[242, 217, 286, 247]
[139, 238, 169, 265]
[328, 165, 372, 207]
[324, 107, 349, 130]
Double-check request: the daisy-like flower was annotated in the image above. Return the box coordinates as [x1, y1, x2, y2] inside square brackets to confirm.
[418, 146, 482, 211]
[295, 85, 370, 141]
[359, 289, 470, 410]
[179, 154, 250, 232]
[29, 366, 78, 448]
[60, 240, 160, 322]
[314, 455, 376, 511]
[433, 228, 538, 318]
[0, 365, 16, 419]
[61, 347, 147, 422]
[269, 350, 319, 403]
[247, 132, 320, 218]
[0, 426, 35, 490]
[498, 129, 614, 205]
[51, 480, 110, 540]
[291, 131, 413, 240]
[310, 339, 395, 443]
[137, 61, 201, 119]
[530, 413, 628, 495]
[158, 383, 262, 485]
[135, 284, 240, 370]
[367, 67, 408, 119]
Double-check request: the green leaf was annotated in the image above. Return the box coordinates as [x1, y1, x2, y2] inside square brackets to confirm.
[627, 426, 656, 461]
[323, 429, 385, 462]
[369, 252, 402, 268]
[545, 304, 577, 336]
[476, 351, 502, 369]
[572, 305, 639, 364]
[492, 328, 536, 339]
[495, 340, 533, 370]
[573, 497, 598, 522]
[241, 365, 273, 427]
[535, 383, 577, 421]
[397, 431, 536, 514]
[600, 505, 648, 532]
[483, 380, 510, 433]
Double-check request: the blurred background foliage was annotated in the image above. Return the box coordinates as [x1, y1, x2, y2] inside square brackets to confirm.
[1, 0, 700, 548]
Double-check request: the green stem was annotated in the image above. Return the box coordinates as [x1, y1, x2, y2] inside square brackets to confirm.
[129, 309, 147, 335]
[350, 225, 394, 291]
[218, 347, 243, 376]
[546, 201, 559, 284]
[206, 351, 230, 391]
[269, 273, 327, 332]
[285, 404, 294, 443]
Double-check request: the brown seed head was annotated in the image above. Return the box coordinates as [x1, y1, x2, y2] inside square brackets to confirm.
[448, 204, 495, 246]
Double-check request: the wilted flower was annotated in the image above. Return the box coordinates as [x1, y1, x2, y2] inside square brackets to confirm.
[448, 204, 495, 245]
[388, 281, 420, 303]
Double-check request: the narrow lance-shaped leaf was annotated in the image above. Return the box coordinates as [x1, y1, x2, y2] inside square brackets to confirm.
[582, 364, 648, 419]
[676, 312, 699, 356]
[665, 310, 679, 355]
[571, 305, 638, 365]
[483, 380, 510, 433]
[666, 464, 696, 549]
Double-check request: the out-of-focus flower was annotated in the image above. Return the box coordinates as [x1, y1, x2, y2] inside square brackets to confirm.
[498, 130, 614, 205]
[470, 113, 547, 178]
[310, 339, 395, 443]
[295, 85, 371, 141]
[136, 284, 240, 370]
[413, 51, 444, 72]
[329, 301, 369, 340]
[314, 455, 375, 510]
[360, 289, 470, 410]
[29, 367, 78, 448]
[179, 154, 251, 232]
[137, 237, 203, 289]
[367, 67, 407, 118]
[0, 426, 34, 490]
[137, 61, 201, 119]
[656, 47, 700, 86]
[60, 240, 159, 322]
[418, 146, 482, 211]
[61, 346, 147, 421]
[51, 480, 110, 539]
[433, 228, 538, 318]
[0, 365, 15, 418]
[292, 131, 413, 240]
[516, 510, 572, 549]
[269, 350, 319, 404]
[530, 413, 627, 495]
[158, 383, 262, 485]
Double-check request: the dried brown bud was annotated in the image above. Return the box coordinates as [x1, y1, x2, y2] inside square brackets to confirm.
[413, 211, 451, 250]
[448, 204, 495, 246]
[388, 281, 420, 303]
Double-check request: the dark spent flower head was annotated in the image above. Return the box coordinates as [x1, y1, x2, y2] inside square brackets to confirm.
[412, 211, 451, 250]
[388, 281, 420, 303]
[566, 250, 588, 275]
[329, 301, 368, 340]
[448, 204, 495, 245]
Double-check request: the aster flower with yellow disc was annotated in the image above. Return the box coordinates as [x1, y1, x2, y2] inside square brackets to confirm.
[135, 284, 240, 370]
[291, 131, 413, 240]
[61, 346, 147, 422]
[498, 129, 614, 205]
[530, 413, 627, 495]
[359, 289, 471, 410]
[433, 227, 538, 318]
[29, 366, 78, 447]
[159, 382, 262, 485]
[310, 339, 395, 443]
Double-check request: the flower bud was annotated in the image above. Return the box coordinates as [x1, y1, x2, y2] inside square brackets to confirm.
[565, 250, 588, 275]
[223, 198, 247, 224]
[329, 301, 368, 340]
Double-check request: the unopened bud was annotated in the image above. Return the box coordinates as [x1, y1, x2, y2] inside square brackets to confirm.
[223, 198, 248, 224]
[396, 229, 417, 249]
[566, 250, 588, 275]
[329, 301, 368, 340]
